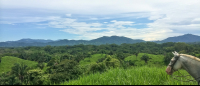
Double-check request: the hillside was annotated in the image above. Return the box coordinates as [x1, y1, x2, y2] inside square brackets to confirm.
[79, 54, 106, 66]
[89, 36, 144, 45]
[0, 56, 38, 73]
[124, 53, 165, 66]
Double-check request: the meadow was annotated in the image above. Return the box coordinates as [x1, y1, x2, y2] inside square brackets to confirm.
[79, 54, 106, 66]
[124, 53, 165, 66]
[0, 56, 38, 74]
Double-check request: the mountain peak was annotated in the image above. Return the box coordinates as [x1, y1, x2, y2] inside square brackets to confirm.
[162, 34, 200, 43]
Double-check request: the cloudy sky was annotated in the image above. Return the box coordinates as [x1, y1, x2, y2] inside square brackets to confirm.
[0, 0, 200, 42]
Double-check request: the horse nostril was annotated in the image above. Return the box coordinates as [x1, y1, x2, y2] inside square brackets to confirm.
[166, 70, 169, 73]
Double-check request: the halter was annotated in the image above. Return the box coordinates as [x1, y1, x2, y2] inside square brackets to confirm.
[168, 55, 180, 70]
[168, 55, 197, 83]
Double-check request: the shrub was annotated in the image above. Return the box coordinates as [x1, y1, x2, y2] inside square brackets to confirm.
[49, 59, 82, 84]
[140, 54, 150, 63]
[103, 55, 120, 68]
[87, 62, 107, 74]
[26, 69, 51, 85]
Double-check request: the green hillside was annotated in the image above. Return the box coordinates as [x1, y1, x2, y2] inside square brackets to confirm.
[124, 53, 165, 66]
[62, 66, 196, 85]
[0, 56, 38, 74]
[79, 54, 106, 66]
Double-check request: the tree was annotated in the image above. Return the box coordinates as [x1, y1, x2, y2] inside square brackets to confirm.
[26, 69, 50, 85]
[163, 52, 173, 65]
[174, 42, 189, 52]
[11, 63, 28, 83]
[0, 73, 21, 85]
[103, 55, 120, 68]
[116, 52, 126, 60]
[135, 51, 139, 60]
[44, 45, 52, 54]
[49, 59, 82, 84]
[87, 62, 106, 74]
[47, 57, 57, 67]
[140, 54, 150, 64]
[37, 62, 45, 70]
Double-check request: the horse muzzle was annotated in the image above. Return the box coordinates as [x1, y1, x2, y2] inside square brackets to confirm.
[166, 66, 173, 75]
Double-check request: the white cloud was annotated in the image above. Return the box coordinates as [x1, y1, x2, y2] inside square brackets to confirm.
[89, 18, 98, 20]
[66, 14, 71, 17]
[49, 17, 175, 41]
[0, 0, 157, 15]
[0, 16, 61, 24]
[108, 20, 134, 29]
[1, 0, 200, 41]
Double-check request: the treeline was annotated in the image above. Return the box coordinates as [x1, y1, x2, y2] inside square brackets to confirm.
[0, 42, 200, 85]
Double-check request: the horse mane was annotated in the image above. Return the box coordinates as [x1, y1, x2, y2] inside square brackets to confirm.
[180, 54, 200, 62]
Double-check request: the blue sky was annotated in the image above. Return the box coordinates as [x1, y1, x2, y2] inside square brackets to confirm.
[0, 0, 200, 42]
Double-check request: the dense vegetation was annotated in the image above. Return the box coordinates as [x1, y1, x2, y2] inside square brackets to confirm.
[0, 42, 200, 85]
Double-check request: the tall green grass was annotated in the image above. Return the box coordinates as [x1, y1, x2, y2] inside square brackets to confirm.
[62, 66, 197, 85]
[0, 56, 38, 74]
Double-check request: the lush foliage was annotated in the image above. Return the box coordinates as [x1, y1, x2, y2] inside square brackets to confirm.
[0, 42, 200, 85]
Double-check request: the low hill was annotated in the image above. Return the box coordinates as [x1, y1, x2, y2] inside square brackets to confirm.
[89, 36, 145, 45]
[0, 56, 38, 74]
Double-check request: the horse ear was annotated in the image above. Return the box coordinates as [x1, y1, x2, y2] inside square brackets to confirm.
[174, 51, 180, 56]
[172, 52, 175, 55]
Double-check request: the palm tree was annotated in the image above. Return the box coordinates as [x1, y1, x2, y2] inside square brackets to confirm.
[11, 63, 28, 83]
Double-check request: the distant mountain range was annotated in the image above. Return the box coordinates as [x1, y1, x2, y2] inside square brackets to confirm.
[6, 38, 54, 43]
[156, 34, 200, 43]
[0, 34, 200, 47]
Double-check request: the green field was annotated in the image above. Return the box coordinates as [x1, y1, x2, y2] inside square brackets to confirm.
[79, 54, 106, 66]
[0, 56, 38, 74]
[62, 66, 197, 85]
[124, 53, 165, 66]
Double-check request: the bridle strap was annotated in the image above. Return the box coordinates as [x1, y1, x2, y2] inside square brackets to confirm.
[171, 69, 196, 82]
[195, 77, 200, 85]
[170, 55, 180, 69]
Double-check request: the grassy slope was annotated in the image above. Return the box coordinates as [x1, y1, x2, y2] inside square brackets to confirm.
[124, 53, 165, 66]
[79, 54, 106, 66]
[0, 56, 38, 73]
[62, 66, 196, 85]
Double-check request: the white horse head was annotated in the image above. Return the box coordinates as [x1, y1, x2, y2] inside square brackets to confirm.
[166, 51, 182, 75]
[166, 51, 200, 84]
